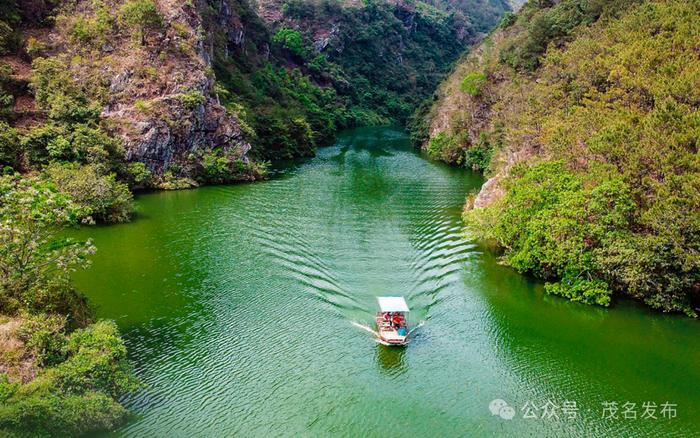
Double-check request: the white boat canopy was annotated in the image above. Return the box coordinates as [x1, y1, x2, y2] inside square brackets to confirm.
[377, 296, 410, 313]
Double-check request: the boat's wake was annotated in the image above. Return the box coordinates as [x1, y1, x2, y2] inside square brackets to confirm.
[350, 321, 379, 337]
[350, 320, 425, 345]
[407, 321, 425, 338]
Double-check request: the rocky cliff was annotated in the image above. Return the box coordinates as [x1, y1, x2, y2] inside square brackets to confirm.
[10, 0, 255, 176]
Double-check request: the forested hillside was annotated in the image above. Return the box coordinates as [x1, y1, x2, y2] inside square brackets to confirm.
[415, 0, 700, 316]
[0, 0, 512, 434]
[210, 0, 512, 160]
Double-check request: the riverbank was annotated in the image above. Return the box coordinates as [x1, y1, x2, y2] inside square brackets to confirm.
[414, 0, 700, 317]
[0, 175, 139, 436]
[68, 127, 700, 436]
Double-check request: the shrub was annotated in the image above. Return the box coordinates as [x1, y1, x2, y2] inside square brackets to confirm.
[25, 36, 46, 57]
[21, 123, 70, 166]
[21, 123, 124, 170]
[426, 132, 464, 165]
[0, 174, 94, 317]
[31, 57, 101, 124]
[545, 277, 612, 307]
[0, 320, 138, 437]
[460, 72, 487, 97]
[272, 28, 306, 59]
[124, 161, 152, 188]
[0, 121, 20, 169]
[175, 91, 205, 109]
[193, 149, 267, 184]
[42, 163, 133, 223]
[118, 0, 161, 44]
[281, 0, 316, 19]
[0, 63, 13, 119]
[500, 12, 517, 28]
[0, 0, 20, 55]
[19, 314, 69, 367]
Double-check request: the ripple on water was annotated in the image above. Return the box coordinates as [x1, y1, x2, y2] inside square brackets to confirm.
[71, 127, 700, 438]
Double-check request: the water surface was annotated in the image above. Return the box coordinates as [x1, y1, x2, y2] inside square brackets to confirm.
[73, 127, 700, 437]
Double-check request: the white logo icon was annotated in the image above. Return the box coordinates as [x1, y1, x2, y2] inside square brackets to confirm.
[490, 399, 515, 420]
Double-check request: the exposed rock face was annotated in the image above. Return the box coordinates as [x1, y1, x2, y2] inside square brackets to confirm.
[214, 0, 246, 49]
[472, 175, 504, 208]
[118, 98, 251, 173]
[107, 1, 252, 174]
[32, 0, 254, 176]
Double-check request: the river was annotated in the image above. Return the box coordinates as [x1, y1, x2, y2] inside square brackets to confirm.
[71, 127, 700, 437]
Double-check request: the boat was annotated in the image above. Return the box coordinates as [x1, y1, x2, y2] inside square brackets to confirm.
[375, 296, 410, 346]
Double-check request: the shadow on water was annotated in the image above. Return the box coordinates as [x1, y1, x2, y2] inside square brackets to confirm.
[467, 245, 700, 436]
[375, 345, 407, 376]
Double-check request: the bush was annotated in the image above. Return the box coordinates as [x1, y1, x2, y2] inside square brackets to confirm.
[124, 161, 152, 188]
[0, 63, 13, 120]
[0, 174, 95, 318]
[0, 121, 20, 169]
[0, 320, 138, 437]
[272, 28, 306, 59]
[460, 72, 487, 97]
[42, 163, 134, 223]
[0, 0, 20, 55]
[175, 91, 205, 109]
[68, 8, 113, 46]
[31, 57, 101, 124]
[426, 132, 464, 165]
[21, 123, 124, 170]
[545, 277, 612, 307]
[499, 12, 517, 28]
[19, 314, 69, 367]
[118, 0, 161, 44]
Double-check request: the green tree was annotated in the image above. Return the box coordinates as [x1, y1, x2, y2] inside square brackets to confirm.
[0, 174, 95, 316]
[43, 163, 134, 224]
[273, 28, 306, 59]
[118, 0, 162, 45]
[0, 121, 20, 169]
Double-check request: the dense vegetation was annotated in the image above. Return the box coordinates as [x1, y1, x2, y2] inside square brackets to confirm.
[418, 0, 700, 316]
[209, 0, 512, 160]
[0, 175, 139, 435]
[0, 2, 157, 434]
[0, 0, 514, 433]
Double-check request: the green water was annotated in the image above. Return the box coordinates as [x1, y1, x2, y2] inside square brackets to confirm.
[72, 127, 700, 437]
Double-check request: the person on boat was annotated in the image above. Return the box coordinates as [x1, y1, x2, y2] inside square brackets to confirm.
[392, 313, 403, 328]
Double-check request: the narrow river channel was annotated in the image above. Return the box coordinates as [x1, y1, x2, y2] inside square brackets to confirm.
[72, 127, 700, 437]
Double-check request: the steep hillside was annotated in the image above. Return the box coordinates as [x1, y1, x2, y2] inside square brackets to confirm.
[416, 0, 700, 315]
[208, 0, 512, 160]
[0, 0, 512, 186]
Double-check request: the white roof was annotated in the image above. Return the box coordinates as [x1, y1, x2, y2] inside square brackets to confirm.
[377, 296, 410, 312]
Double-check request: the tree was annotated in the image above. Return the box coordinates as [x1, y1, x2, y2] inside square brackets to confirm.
[42, 163, 134, 224]
[118, 0, 162, 45]
[0, 174, 95, 316]
[273, 28, 306, 59]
